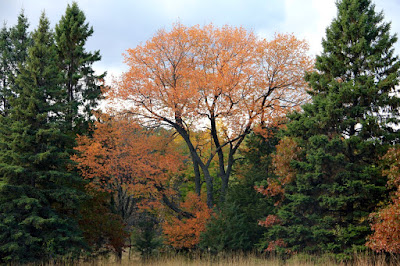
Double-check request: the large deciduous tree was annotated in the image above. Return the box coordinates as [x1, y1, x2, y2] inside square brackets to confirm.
[110, 24, 313, 207]
[259, 0, 400, 258]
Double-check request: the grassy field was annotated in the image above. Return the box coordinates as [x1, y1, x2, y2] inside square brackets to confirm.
[77, 251, 399, 266]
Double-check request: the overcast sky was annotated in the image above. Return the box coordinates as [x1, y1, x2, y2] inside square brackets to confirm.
[1, 0, 400, 81]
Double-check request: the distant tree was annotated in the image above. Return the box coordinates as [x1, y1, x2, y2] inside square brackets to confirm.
[259, 0, 400, 259]
[55, 2, 105, 135]
[0, 13, 86, 263]
[255, 136, 300, 205]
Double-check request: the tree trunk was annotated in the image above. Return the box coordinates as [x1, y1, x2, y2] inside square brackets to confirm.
[220, 174, 228, 203]
[202, 167, 214, 208]
[173, 121, 215, 207]
[192, 156, 201, 196]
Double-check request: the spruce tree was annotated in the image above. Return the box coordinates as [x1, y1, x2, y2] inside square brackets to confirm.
[0, 24, 11, 116]
[8, 11, 32, 93]
[0, 13, 85, 263]
[55, 2, 105, 135]
[264, 0, 400, 259]
[0, 11, 31, 117]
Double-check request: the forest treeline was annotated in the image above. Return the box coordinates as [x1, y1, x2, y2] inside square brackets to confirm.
[1, 0, 400, 264]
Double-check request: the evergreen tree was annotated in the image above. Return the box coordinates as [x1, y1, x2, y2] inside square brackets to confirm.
[1, 11, 32, 117]
[131, 211, 163, 259]
[0, 23, 11, 116]
[8, 10, 32, 94]
[0, 13, 86, 263]
[264, 0, 400, 259]
[55, 2, 105, 135]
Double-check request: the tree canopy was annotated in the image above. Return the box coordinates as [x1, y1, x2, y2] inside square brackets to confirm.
[109, 23, 313, 207]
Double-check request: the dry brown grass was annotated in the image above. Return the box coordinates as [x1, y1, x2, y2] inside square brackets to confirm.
[75, 251, 400, 266]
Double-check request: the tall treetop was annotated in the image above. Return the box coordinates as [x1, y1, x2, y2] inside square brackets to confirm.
[55, 2, 94, 52]
[0, 23, 11, 116]
[9, 10, 31, 68]
[317, 0, 399, 82]
[13, 12, 64, 120]
[304, 0, 400, 141]
[54, 1, 104, 135]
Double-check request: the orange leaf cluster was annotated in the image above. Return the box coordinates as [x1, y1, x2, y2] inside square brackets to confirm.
[266, 239, 286, 252]
[72, 112, 184, 207]
[162, 192, 212, 249]
[367, 194, 400, 253]
[255, 137, 300, 204]
[112, 23, 313, 142]
[367, 146, 400, 253]
[258, 214, 281, 228]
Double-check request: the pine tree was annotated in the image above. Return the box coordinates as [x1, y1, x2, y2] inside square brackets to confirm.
[55, 2, 105, 135]
[264, 0, 400, 259]
[0, 13, 86, 263]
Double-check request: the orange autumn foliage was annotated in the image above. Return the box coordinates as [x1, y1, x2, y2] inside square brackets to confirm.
[108, 23, 313, 207]
[258, 214, 281, 228]
[72, 112, 184, 208]
[255, 137, 300, 205]
[266, 239, 286, 252]
[162, 192, 212, 249]
[114, 25, 312, 133]
[367, 146, 400, 253]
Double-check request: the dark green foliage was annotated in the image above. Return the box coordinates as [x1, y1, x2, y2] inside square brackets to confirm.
[55, 2, 105, 135]
[200, 202, 264, 253]
[264, 0, 400, 259]
[200, 131, 277, 252]
[0, 11, 32, 117]
[0, 13, 86, 263]
[0, 24, 11, 116]
[8, 11, 32, 98]
[9, 11, 31, 71]
[0, 185, 84, 263]
[131, 212, 163, 259]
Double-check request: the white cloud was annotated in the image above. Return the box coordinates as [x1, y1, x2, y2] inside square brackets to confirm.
[282, 0, 336, 55]
[1, 0, 399, 81]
